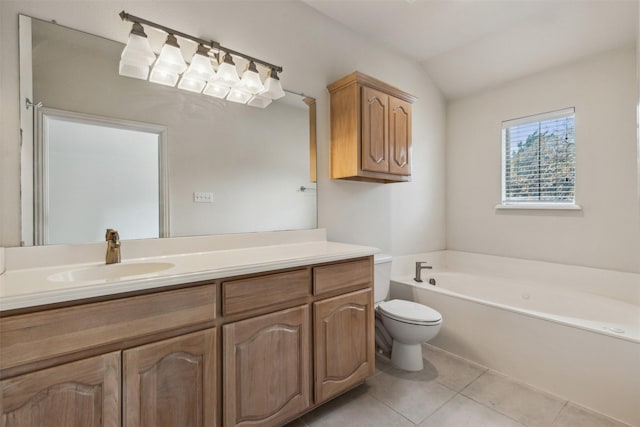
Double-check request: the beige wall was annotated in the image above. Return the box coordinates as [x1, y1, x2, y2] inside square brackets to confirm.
[446, 47, 640, 273]
[0, 1, 447, 254]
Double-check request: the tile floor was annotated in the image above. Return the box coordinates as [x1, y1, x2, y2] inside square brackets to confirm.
[288, 344, 631, 427]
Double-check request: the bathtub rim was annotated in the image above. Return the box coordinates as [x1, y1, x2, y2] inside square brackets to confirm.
[391, 275, 640, 345]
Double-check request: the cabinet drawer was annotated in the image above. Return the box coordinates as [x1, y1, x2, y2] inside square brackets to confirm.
[222, 269, 311, 316]
[313, 258, 372, 296]
[0, 284, 216, 372]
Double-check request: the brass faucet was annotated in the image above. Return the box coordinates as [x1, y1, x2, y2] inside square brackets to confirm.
[105, 229, 121, 264]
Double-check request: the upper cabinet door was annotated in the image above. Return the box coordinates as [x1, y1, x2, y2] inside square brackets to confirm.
[361, 86, 389, 174]
[388, 96, 412, 176]
[0, 352, 121, 427]
[123, 329, 217, 427]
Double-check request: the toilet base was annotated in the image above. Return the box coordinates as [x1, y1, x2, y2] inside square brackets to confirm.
[390, 341, 423, 371]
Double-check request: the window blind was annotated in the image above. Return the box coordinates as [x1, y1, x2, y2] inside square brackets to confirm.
[502, 108, 575, 204]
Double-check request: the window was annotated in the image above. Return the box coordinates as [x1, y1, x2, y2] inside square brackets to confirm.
[501, 108, 576, 207]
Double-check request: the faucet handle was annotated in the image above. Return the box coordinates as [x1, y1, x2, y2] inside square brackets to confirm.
[105, 229, 120, 241]
[416, 261, 432, 269]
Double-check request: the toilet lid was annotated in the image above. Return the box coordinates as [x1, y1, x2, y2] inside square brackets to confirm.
[378, 299, 442, 325]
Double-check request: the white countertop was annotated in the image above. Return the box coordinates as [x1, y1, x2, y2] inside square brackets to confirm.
[0, 240, 377, 311]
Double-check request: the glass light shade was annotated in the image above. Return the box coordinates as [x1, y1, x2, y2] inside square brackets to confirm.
[183, 46, 216, 81]
[217, 54, 240, 87]
[121, 33, 155, 66]
[261, 70, 285, 99]
[226, 87, 252, 104]
[238, 62, 265, 94]
[119, 57, 150, 80]
[149, 66, 179, 87]
[154, 35, 187, 74]
[203, 81, 231, 99]
[177, 46, 214, 93]
[177, 75, 206, 93]
[247, 94, 272, 109]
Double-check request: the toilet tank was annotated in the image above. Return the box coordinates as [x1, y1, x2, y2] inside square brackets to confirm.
[374, 253, 393, 303]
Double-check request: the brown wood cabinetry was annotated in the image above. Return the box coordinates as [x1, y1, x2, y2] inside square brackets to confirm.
[223, 305, 311, 427]
[313, 288, 375, 403]
[123, 329, 217, 427]
[0, 352, 121, 427]
[328, 71, 416, 183]
[0, 256, 374, 427]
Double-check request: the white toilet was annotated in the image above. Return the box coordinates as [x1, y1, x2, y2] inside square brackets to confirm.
[374, 254, 442, 371]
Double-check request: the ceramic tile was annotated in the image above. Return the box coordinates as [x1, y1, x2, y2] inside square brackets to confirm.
[302, 385, 413, 427]
[421, 344, 488, 391]
[462, 370, 566, 427]
[419, 394, 525, 427]
[552, 403, 632, 427]
[375, 353, 393, 374]
[366, 367, 456, 424]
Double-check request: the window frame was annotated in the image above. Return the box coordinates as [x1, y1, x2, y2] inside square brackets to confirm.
[497, 107, 581, 211]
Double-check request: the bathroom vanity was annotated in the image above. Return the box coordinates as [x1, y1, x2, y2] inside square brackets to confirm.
[0, 234, 376, 427]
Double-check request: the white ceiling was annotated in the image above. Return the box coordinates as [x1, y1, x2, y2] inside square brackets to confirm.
[302, 0, 638, 99]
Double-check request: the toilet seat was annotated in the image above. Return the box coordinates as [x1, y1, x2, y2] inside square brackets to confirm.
[378, 299, 442, 326]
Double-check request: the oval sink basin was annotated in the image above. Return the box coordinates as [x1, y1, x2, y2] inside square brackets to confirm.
[48, 262, 175, 283]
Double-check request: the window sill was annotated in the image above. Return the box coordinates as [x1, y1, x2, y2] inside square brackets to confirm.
[495, 203, 582, 211]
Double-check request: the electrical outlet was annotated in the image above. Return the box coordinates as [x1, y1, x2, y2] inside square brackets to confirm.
[194, 192, 214, 203]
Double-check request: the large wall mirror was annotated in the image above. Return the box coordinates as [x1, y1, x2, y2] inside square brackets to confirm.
[19, 15, 317, 246]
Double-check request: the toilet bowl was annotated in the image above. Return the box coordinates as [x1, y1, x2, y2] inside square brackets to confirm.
[374, 254, 443, 371]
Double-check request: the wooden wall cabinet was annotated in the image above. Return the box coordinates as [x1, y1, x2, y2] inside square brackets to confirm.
[328, 71, 416, 183]
[1, 257, 374, 427]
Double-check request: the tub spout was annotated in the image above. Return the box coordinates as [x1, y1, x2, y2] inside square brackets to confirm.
[414, 261, 432, 282]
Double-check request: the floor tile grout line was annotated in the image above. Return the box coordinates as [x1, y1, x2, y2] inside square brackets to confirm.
[365, 387, 419, 425]
[549, 400, 569, 427]
[413, 390, 462, 426]
[459, 390, 532, 427]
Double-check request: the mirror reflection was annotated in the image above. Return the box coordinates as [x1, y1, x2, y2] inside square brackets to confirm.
[21, 16, 317, 246]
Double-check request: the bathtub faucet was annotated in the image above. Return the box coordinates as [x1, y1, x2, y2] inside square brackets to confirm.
[414, 261, 432, 283]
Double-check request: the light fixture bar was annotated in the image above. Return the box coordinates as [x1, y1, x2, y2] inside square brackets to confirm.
[119, 10, 283, 73]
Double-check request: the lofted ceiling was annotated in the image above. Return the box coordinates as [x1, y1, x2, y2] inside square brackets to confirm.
[302, 0, 638, 99]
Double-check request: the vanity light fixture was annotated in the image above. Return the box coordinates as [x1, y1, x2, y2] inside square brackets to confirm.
[247, 94, 273, 109]
[203, 80, 231, 99]
[227, 86, 253, 104]
[261, 68, 286, 100]
[149, 34, 187, 86]
[178, 44, 215, 93]
[238, 61, 265, 94]
[216, 53, 241, 87]
[119, 11, 284, 107]
[119, 22, 155, 80]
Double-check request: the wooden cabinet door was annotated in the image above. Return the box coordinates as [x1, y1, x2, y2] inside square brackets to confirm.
[223, 305, 310, 427]
[388, 96, 412, 176]
[0, 352, 120, 427]
[361, 86, 389, 173]
[314, 288, 374, 403]
[123, 329, 217, 427]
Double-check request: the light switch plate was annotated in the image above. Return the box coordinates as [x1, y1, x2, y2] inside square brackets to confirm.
[194, 192, 214, 203]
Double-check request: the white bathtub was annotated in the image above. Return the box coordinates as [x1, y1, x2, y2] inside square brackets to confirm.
[389, 251, 640, 426]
